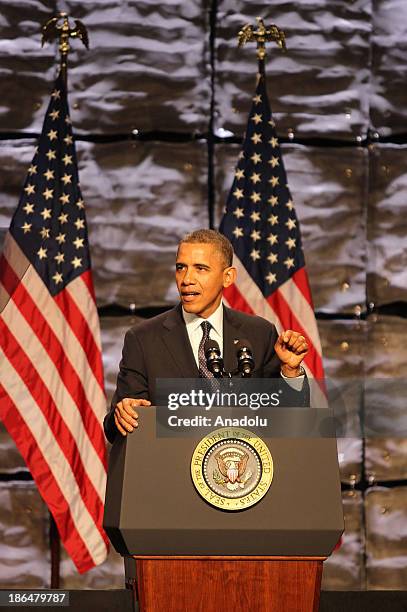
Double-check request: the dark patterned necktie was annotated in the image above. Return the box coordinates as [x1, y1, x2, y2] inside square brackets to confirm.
[198, 321, 213, 378]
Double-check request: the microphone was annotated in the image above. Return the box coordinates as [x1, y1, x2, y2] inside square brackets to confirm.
[204, 339, 224, 377]
[235, 339, 255, 377]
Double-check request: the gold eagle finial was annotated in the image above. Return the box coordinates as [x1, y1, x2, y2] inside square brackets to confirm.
[42, 13, 89, 51]
[238, 17, 286, 60]
[41, 13, 89, 81]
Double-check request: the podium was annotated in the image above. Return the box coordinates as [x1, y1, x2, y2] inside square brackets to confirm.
[104, 406, 343, 612]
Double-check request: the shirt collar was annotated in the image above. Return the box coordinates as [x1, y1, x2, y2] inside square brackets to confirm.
[182, 301, 224, 336]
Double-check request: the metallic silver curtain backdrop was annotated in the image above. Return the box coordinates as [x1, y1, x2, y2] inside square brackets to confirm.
[0, 0, 406, 590]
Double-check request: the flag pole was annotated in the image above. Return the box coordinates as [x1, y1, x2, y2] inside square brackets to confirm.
[40, 13, 90, 588]
[49, 514, 61, 589]
[221, 16, 327, 403]
[41, 12, 89, 85]
[237, 16, 286, 76]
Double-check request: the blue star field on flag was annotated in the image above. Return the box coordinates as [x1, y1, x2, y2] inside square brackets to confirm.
[220, 74, 305, 296]
[10, 71, 90, 296]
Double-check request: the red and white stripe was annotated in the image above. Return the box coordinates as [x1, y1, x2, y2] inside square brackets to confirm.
[224, 255, 327, 407]
[0, 235, 108, 573]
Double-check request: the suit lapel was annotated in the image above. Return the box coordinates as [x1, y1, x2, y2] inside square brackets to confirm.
[162, 304, 199, 377]
[161, 304, 245, 378]
[223, 306, 244, 375]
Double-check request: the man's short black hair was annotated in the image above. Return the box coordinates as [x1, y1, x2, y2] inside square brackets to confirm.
[179, 229, 234, 267]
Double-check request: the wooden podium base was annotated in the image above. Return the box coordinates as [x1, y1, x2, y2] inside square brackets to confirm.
[125, 556, 325, 612]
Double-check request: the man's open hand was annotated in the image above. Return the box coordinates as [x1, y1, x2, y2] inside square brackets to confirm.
[274, 330, 308, 377]
[114, 398, 151, 436]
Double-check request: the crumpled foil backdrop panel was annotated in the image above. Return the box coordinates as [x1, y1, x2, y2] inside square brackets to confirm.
[365, 316, 407, 482]
[100, 316, 142, 406]
[370, 0, 407, 136]
[365, 487, 407, 589]
[0, 484, 49, 588]
[318, 319, 366, 484]
[76, 140, 209, 306]
[0, 0, 211, 134]
[215, 0, 372, 139]
[322, 491, 365, 590]
[367, 145, 407, 305]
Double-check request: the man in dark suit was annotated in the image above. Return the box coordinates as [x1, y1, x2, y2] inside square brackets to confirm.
[104, 229, 309, 443]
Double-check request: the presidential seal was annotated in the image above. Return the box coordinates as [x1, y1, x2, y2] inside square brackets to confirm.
[190, 427, 273, 511]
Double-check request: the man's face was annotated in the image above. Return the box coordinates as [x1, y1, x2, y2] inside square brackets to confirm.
[175, 242, 236, 319]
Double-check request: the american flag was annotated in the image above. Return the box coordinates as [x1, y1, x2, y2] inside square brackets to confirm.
[0, 72, 109, 573]
[220, 73, 326, 403]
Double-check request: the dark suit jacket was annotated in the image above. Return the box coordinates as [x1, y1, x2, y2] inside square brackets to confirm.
[104, 303, 309, 442]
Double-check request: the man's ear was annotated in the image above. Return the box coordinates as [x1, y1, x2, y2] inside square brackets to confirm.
[223, 266, 237, 288]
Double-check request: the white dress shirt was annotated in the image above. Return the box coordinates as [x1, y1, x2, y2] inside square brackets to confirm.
[182, 301, 224, 367]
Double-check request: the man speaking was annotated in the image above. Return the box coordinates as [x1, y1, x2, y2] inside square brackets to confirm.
[104, 229, 309, 442]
